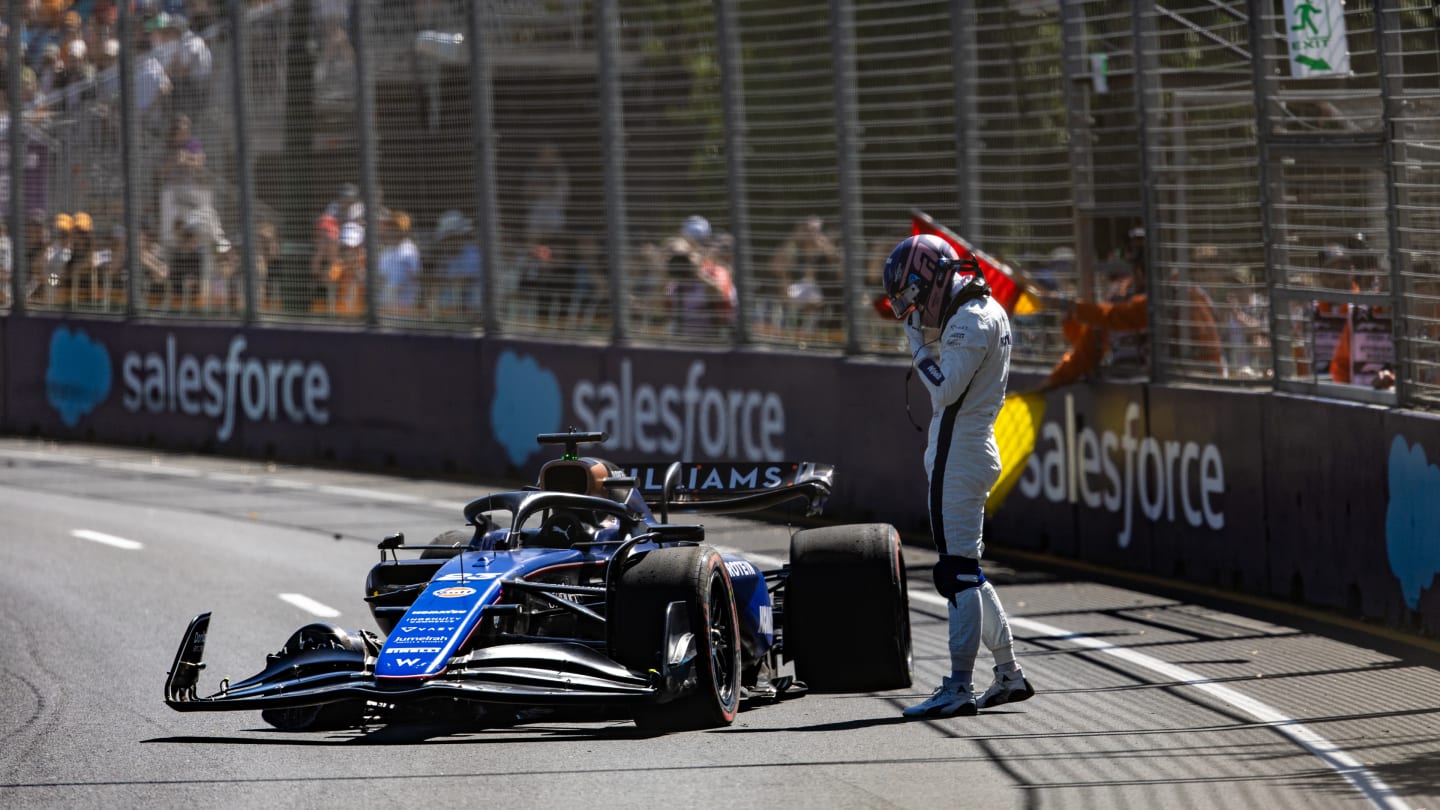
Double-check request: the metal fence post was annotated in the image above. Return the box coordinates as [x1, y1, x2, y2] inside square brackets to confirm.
[715, 0, 752, 347]
[230, 0, 259, 324]
[1374, 0, 1408, 405]
[1246, 0, 1282, 383]
[7, 0, 24, 316]
[119, 0, 140, 318]
[351, 0, 380, 328]
[951, 0, 979, 240]
[467, 1, 500, 336]
[1131, 0, 1162, 381]
[830, 0, 864, 356]
[598, 0, 628, 344]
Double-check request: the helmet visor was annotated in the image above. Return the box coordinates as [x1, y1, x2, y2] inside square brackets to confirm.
[888, 274, 923, 319]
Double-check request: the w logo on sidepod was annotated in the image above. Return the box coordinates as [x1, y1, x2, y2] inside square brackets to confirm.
[45, 326, 113, 427]
[489, 350, 562, 466]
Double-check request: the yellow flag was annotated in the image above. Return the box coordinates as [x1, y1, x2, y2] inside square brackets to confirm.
[985, 391, 1047, 517]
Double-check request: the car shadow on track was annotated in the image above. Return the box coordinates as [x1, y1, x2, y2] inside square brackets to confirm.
[143, 714, 667, 746]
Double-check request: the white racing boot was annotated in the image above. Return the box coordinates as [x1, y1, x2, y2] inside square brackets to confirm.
[902, 676, 977, 719]
[977, 665, 1034, 709]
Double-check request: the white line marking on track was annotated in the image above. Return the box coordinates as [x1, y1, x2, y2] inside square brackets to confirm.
[278, 593, 341, 618]
[724, 547, 1406, 810]
[71, 529, 144, 550]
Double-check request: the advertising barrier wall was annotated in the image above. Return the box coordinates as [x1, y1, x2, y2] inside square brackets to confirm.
[5, 316, 1439, 637]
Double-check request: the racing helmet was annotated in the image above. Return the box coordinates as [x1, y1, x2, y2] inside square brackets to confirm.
[882, 233, 960, 328]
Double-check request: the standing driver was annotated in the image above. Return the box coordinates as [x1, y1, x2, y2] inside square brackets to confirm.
[882, 233, 1035, 718]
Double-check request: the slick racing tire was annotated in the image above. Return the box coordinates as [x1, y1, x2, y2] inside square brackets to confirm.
[420, 528, 472, 559]
[609, 545, 742, 731]
[786, 523, 912, 692]
[261, 701, 366, 732]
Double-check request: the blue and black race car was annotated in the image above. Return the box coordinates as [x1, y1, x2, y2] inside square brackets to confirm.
[164, 431, 912, 732]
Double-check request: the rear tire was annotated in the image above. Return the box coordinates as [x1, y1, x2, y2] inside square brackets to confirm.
[786, 523, 912, 692]
[609, 545, 741, 731]
[420, 528, 472, 559]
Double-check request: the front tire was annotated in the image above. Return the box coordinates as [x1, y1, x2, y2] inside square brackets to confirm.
[786, 523, 912, 692]
[609, 545, 741, 731]
[258, 624, 372, 731]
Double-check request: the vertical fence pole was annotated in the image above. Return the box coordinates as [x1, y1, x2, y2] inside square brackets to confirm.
[119, 1, 140, 318]
[230, 0, 259, 324]
[7, 0, 24, 315]
[1246, 0, 1282, 383]
[1131, 0, 1162, 381]
[1059, 1, 1096, 300]
[598, 0, 629, 344]
[1374, 0, 1408, 404]
[350, 0, 380, 328]
[951, 0, 979, 240]
[830, 0, 864, 356]
[467, 1, 500, 336]
[715, 0, 752, 347]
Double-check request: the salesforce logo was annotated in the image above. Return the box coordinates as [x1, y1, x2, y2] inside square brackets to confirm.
[1386, 435, 1440, 610]
[488, 350, 787, 466]
[490, 350, 564, 466]
[46, 326, 113, 427]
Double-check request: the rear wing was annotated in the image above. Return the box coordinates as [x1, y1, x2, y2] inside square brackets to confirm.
[623, 461, 834, 518]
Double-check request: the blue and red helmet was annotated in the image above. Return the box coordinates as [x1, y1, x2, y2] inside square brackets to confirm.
[882, 233, 959, 327]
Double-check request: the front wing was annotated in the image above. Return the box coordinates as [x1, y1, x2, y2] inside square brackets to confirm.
[164, 612, 699, 713]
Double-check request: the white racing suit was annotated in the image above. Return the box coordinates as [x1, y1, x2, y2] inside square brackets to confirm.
[908, 286, 1018, 676]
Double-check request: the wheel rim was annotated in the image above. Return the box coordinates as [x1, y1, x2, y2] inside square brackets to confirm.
[706, 570, 738, 708]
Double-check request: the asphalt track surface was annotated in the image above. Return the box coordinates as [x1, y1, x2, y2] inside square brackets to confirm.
[1, 439, 1437, 810]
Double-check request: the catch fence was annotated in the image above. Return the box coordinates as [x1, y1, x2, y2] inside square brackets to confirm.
[3, 0, 1439, 408]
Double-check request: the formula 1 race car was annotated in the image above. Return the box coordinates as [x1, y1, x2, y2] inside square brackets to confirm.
[164, 431, 912, 732]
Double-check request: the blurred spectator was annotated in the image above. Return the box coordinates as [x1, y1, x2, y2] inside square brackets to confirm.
[663, 237, 730, 337]
[1220, 265, 1268, 378]
[137, 224, 171, 307]
[135, 16, 172, 130]
[169, 215, 204, 311]
[255, 220, 280, 312]
[1038, 228, 1150, 391]
[313, 12, 355, 117]
[0, 223, 10, 308]
[158, 13, 211, 121]
[432, 210, 481, 315]
[378, 210, 420, 314]
[1313, 241, 1395, 389]
[767, 216, 840, 334]
[65, 211, 99, 307]
[37, 43, 68, 96]
[524, 143, 569, 247]
[325, 221, 365, 315]
[157, 113, 207, 237]
[321, 183, 360, 221]
[567, 230, 603, 326]
[1165, 261, 1225, 377]
[95, 223, 125, 310]
[698, 230, 736, 330]
[210, 235, 238, 312]
[41, 212, 74, 307]
[23, 212, 48, 303]
[311, 212, 340, 310]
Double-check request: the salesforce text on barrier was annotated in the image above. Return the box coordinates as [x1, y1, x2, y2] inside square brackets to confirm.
[572, 359, 784, 462]
[121, 334, 331, 442]
[1018, 398, 1225, 547]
